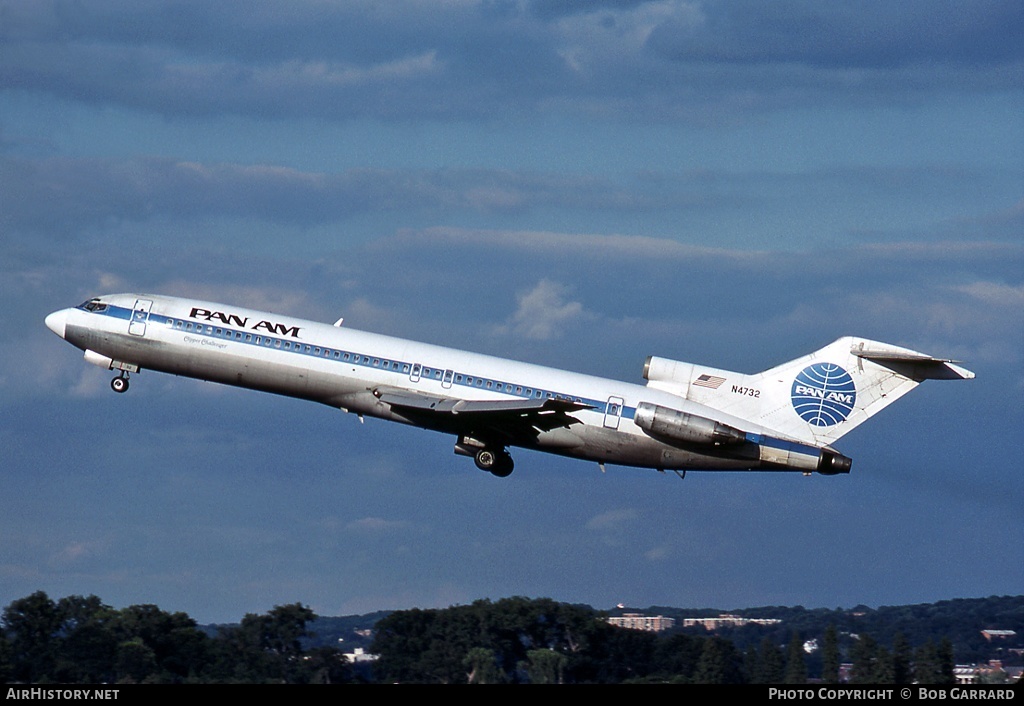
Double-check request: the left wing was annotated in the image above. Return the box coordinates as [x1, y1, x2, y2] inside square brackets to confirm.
[372, 386, 592, 440]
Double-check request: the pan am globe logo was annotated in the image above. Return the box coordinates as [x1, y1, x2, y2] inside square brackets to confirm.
[791, 363, 857, 427]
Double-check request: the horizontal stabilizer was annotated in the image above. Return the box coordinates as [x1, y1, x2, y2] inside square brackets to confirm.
[851, 345, 975, 380]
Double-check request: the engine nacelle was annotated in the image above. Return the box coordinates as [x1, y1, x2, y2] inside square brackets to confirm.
[634, 402, 746, 446]
[643, 356, 693, 384]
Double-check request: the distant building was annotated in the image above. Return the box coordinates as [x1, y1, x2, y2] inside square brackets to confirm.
[954, 660, 1016, 685]
[980, 629, 1016, 641]
[606, 613, 676, 632]
[681, 614, 782, 630]
[343, 647, 379, 663]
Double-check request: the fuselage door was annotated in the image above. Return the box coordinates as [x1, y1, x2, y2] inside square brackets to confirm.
[442, 369, 454, 389]
[604, 396, 624, 430]
[410, 363, 422, 383]
[128, 298, 153, 337]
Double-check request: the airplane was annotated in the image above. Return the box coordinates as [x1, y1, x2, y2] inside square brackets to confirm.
[44, 293, 974, 478]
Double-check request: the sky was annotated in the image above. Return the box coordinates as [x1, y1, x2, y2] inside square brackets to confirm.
[1, 1, 1022, 625]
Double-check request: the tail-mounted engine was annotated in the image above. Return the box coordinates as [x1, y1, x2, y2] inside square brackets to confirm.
[634, 402, 746, 446]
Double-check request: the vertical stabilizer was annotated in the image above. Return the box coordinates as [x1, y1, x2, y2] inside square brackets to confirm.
[646, 337, 973, 445]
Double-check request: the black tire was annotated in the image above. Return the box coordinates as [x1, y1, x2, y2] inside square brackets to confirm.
[111, 377, 129, 393]
[474, 448, 497, 471]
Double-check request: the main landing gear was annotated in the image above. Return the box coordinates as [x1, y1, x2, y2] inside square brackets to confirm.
[111, 372, 130, 393]
[473, 448, 514, 478]
[455, 436, 515, 477]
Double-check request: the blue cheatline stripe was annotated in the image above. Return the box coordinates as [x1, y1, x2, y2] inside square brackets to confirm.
[83, 303, 831, 457]
[85, 303, 828, 456]
[82, 304, 626, 417]
[85, 304, 826, 454]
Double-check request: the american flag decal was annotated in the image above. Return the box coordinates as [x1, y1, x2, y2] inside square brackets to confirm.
[693, 373, 726, 389]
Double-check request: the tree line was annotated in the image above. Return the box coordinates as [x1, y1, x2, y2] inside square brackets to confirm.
[368, 597, 960, 684]
[0, 591, 352, 683]
[1, 592, 1010, 684]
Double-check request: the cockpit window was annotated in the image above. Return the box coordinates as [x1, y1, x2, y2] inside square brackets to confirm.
[79, 298, 108, 313]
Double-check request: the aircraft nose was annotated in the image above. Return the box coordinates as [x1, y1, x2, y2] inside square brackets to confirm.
[45, 309, 69, 338]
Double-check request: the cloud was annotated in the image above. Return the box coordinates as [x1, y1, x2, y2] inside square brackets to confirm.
[643, 545, 671, 561]
[345, 517, 413, 533]
[52, 540, 102, 565]
[2, 1, 1018, 122]
[0, 157, 639, 236]
[4, 151, 1016, 257]
[644, 0, 1023, 69]
[492, 280, 589, 340]
[399, 226, 767, 262]
[585, 508, 639, 532]
[955, 281, 1024, 307]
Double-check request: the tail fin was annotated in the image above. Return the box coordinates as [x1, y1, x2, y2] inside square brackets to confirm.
[646, 337, 974, 446]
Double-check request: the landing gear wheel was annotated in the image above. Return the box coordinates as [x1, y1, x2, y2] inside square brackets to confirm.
[474, 448, 498, 472]
[474, 448, 514, 477]
[111, 375, 129, 393]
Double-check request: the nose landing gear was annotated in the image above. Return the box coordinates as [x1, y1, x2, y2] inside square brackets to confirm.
[111, 372, 130, 393]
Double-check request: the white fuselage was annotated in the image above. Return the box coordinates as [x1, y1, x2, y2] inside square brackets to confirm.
[45, 293, 834, 474]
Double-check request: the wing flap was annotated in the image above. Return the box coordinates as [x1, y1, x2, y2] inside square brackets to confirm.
[372, 386, 591, 435]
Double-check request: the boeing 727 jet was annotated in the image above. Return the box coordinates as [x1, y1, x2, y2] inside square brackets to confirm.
[45, 294, 973, 478]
